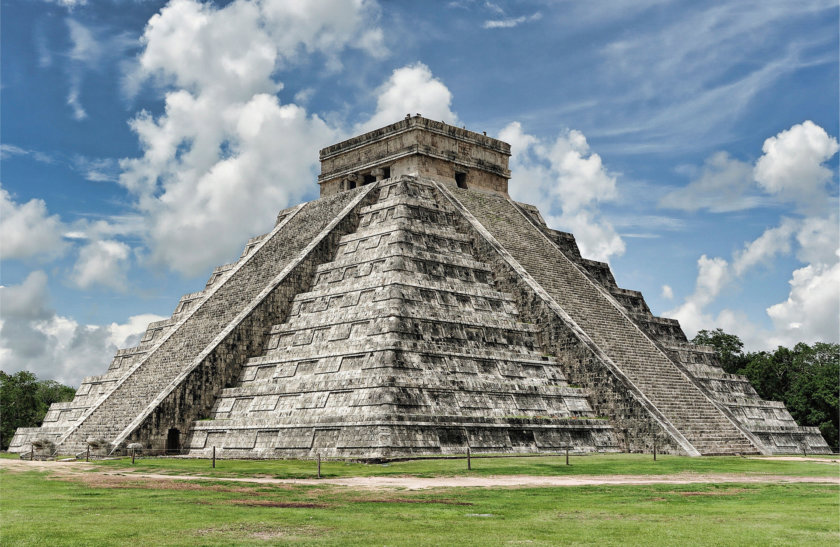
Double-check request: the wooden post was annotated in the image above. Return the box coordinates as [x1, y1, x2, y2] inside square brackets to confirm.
[86, 446, 90, 462]
[131, 448, 136, 465]
[653, 438, 657, 461]
[565, 447, 570, 466]
[467, 447, 471, 471]
[317, 453, 321, 478]
[212, 446, 216, 468]
[30, 448, 34, 461]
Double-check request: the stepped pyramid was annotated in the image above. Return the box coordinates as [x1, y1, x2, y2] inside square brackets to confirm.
[11, 116, 830, 458]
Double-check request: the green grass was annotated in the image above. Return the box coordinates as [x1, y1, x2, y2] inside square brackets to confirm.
[83, 452, 840, 479]
[1, 467, 837, 546]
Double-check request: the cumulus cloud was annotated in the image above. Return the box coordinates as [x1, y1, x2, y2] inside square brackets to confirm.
[0, 271, 166, 385]
[358, 63, 458, 132]
[754, 120, 839, 212]
[665, 121, 839, 348]
[659, 152, 762, 212]
[661, 284, 674, 300]
[502, 121, 624, 262]
[71, 239, 131, 291]
[766, 261, 840, 345]
[118, 0, 384, 276]
[0, 186, 67, 261]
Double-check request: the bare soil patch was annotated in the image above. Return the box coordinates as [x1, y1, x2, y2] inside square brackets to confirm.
[751, 456, 839, 465]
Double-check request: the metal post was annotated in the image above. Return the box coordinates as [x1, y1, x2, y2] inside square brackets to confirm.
[30, 448, 34, 461]
[565, 447, 570, 466]
[317, 453, 321, 478]
[467, 447, 471, 470]
[131, 448, 135, 465]
[802, 447, 807, 458]
[653, 438, 657, 461]
[86, 446, 90, 462]
[212, 446, 216, 468]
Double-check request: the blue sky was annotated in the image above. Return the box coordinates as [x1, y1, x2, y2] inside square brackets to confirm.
[1, 0, 838, 386]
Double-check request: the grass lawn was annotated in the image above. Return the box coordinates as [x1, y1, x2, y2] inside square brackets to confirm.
[81, 452, 840, 479]
[0, 465, 837, 546]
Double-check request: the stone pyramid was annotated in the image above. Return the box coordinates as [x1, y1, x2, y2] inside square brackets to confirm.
[11, 116, 830, 458]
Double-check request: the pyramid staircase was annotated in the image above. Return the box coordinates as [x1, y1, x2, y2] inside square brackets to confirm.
[187, 177, 617, 458]
[446, 184, 829, 455]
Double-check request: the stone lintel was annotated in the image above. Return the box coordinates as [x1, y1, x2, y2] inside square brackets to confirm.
[318, 115, 511, 197]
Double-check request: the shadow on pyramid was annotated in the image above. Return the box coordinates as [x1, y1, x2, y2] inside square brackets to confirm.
[11, 116, 830, 459]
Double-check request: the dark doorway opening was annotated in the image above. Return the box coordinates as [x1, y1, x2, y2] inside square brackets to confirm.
[363, 173, 376, 185]
[166, 428, 180, 454]
[455, 172, 467, 189]
[347, 179, 356, 190]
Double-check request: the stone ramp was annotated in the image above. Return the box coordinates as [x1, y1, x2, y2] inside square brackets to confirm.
[446, 185, 760, 456]
[54, 187, 375, 455]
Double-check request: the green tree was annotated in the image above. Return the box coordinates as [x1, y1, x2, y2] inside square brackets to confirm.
[782, 343, 839, 448]
[0, 371, 76, 450]
[692, 328, 749, 374]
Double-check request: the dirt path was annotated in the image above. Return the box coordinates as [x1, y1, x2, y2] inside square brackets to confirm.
[2, 459, 838, 490]
[748, 456, 839, 465]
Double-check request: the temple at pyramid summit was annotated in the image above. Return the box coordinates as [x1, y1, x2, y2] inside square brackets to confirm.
[10, 116, 830, 458]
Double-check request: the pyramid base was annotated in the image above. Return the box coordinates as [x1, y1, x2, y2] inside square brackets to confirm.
[184, 417, 619, 460]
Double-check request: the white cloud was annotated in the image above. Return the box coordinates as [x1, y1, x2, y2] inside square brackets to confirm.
[502, 121, 625, 262]
[67, 18, 101, 65]
[64, 18, 136, 122]
[358, 63, 458, 132]
[795, 213, 839, 266]
[668, 213, 839, 347]
[663, 124, 839, 348]
[0, 144, 55, 164]
[659, 152, 764, 212]
[73, 156, 120, 182]
[71, 239, 131, 291]
[118, 0, 384, 277]
[666, 254, 731, 337]
[0, 271, 165, 385]
[483, 12, 542, 29]
[0, 186, 67, 261]
[44, 0, 86, 6]
[732, 218, 796, 276]
[661, 285, 674, 300]
[766, 261, 840, 346]
[754, 120, 839, 212]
